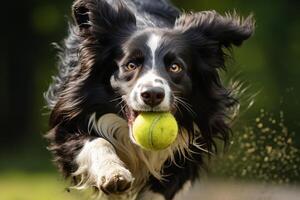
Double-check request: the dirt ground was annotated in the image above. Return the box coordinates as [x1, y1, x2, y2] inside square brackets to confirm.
[174, 180, 300, 200]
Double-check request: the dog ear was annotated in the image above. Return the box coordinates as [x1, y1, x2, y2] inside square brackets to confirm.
[175, 10, 254, 47]
[72, 0, 90, 30]
[72, 0, 136, 34]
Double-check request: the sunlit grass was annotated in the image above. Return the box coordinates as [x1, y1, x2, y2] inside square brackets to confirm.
[0, 172, 83, 200]
[1, 171, 299, 200]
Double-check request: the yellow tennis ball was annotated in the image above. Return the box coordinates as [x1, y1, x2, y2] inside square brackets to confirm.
[132, 112, 178, 151]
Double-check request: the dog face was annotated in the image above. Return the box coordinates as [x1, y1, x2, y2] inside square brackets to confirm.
[111, 30, 193, 124]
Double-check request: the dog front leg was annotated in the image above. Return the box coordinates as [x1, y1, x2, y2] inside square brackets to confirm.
[74, 138, 134, 194]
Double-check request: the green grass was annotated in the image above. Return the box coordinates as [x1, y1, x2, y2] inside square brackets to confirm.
[1, 171, 299, 200]
[0, 172, 84, 200]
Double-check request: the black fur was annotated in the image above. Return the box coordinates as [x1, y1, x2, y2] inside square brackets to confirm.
[45, 0, 254, 199]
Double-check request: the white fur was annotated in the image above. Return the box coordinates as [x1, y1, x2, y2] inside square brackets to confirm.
[127, 34, 170, 112]
[128, 71, 171, 111]
[147, 34, 161, 67]
[74, 113, 205, 199]
[73, 138, 134, 199]
[89, 113, 175, 182]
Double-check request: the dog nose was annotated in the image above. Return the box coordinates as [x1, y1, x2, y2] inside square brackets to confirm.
[141, 87, 165, 107]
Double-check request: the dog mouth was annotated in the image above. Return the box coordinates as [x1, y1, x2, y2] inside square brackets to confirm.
[123, 106, 141, 145]
[123, 104, 176, 125]
[121, 99, 177, 145]
[124, 106, 140, 125]
[120, 95, 177, 142]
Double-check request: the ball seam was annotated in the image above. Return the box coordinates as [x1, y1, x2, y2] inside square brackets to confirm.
[148, 114, 162, 149]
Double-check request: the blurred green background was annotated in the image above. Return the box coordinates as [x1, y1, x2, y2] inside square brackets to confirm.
[0, 0, 300, 199]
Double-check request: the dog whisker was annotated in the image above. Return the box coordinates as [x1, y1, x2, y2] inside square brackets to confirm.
[173, 101, 183, 116]
[116, 99, 125, 108]
[174, 96, 197, 117]
[176, 96, 194, 107]
[109, 96, 123, 103]
[177, 101, 196, 116]
[118, 104, 127, 116]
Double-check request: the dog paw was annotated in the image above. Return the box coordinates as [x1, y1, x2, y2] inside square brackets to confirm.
[100, 168, 133, 195]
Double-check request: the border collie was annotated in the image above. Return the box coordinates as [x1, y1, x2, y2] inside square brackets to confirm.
[45, 0, 254, 199]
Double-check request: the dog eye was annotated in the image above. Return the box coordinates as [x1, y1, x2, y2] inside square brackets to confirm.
[125, 62, 138, 71]
[168, 64, 182, 73]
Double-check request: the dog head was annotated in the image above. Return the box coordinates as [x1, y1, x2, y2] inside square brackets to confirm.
[67, 0, 254, 150]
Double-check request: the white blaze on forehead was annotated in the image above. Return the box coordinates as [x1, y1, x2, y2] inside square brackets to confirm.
[137, 71, 163, 87]
[147, 34, 161, 67]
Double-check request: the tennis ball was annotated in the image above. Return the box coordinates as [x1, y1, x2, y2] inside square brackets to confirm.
[132, 112, 178, 151]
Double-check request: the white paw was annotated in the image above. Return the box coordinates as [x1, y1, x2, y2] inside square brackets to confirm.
[98, 166, 134, 195]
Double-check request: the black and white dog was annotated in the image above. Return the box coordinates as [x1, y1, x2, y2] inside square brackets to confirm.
[45, 0, 254, 199]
